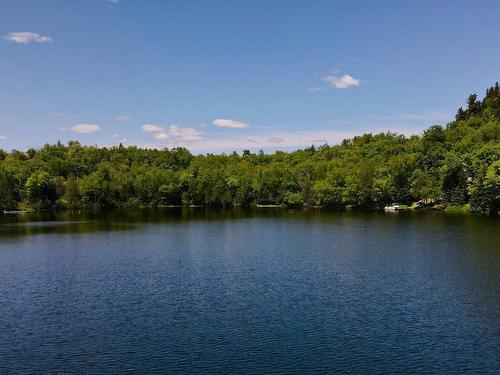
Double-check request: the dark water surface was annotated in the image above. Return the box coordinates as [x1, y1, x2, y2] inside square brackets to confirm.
[0, 208, 498, 374]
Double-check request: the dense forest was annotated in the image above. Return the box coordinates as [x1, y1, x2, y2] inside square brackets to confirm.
[1, 84, 499, 214]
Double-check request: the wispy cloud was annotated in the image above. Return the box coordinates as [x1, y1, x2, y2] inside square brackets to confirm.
[397, 111, 451, 122]
[212, 118, 249, 128]
[154, 132, 169, 140]
[72, 124, 101, 134]
[142, 124, 163, 133]
[268, 137, 283, 143]
[106, 0, 120, 8]
[111, 134, 127, 143]
[0, 135, 7, 140]
[170, 123, 427, 154]
[307, 87, 325, 92]
[122, 121, 430, 154]
[370, 111, 452, 123]
[168, 125, 203, 142]
[322, 74, 361, 89]
[53, 112, 66, 117]
[142, 123, 203, 143]
[330, 119, 354, 125]
[115, 115, 131, 121]
[3, 32, 53, 44]
[172, 131, 350, 153]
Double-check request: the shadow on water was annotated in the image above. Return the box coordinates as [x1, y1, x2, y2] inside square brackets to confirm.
[0, 207, 498, 244]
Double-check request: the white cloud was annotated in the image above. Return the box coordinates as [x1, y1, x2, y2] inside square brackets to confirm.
[212, 118, 249, 128]
[111, 134, 120, 138]
[174, 131, 350, 153]
[0, 135, 7, 140]
[142, 124, 163, 133]
[3, 32, 53, 44]
[123, 121, 430, 154]
[143, 123, 203, 143]
[154, 132, 169, 140]
[115, 115, 131, 121]
[308, 87, 324, 92]
[168, 124, 203, 142]
[322, 74, 361, 89]
[268, 137, 283, 143]
[108, 0, 120, 3]
[72, 124, 101, 134]
[170, 123, 427, 154]
[53, 112, 65, 117]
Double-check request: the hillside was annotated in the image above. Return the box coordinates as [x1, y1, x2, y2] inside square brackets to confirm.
[1, 84, 499, 214]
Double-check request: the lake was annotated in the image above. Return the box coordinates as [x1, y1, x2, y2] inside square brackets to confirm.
[0, 208, 498, 374]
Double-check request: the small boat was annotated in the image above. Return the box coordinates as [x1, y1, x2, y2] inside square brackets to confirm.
[3, 210, 29, 214]
[384, 205, 401, 211]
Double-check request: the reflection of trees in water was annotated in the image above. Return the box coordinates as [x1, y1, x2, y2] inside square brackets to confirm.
[1, 207, 498, 240]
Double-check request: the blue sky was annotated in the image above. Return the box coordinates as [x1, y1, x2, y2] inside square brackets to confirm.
[1, 0, 499, 153]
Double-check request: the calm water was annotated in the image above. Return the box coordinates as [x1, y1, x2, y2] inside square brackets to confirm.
[0, 208, 498, 374]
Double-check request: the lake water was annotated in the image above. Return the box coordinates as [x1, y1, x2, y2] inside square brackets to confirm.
[0, 208, 498, 374]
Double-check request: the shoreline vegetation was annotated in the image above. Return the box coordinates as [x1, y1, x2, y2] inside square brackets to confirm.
[1, 84, 499, 215]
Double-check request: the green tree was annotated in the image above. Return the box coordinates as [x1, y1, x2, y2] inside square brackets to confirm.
[470, 161, 500, 214]
[25, 171, 57, 208]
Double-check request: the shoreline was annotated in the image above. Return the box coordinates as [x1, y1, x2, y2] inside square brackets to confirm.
[1, 203, 489, 216]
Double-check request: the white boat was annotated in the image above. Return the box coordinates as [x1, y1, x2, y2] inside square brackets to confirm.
[3, 210, 29, 214]
[384, 205, 400, 211]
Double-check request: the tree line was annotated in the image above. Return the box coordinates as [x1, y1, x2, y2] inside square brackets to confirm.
[1, 84, 499, 214]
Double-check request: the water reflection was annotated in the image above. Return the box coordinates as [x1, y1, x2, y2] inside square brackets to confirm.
[0, 208, 499, 241]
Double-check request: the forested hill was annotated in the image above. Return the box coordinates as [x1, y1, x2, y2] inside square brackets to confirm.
[1, 84, 499, 214]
